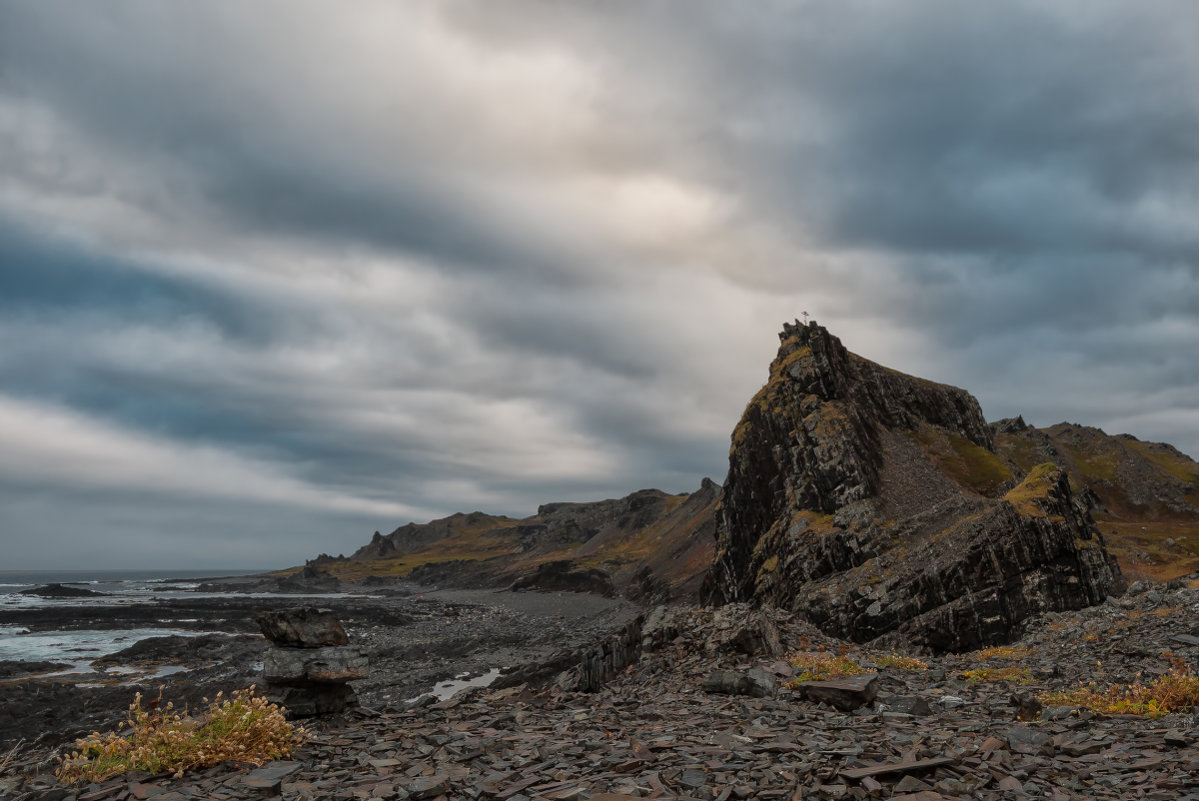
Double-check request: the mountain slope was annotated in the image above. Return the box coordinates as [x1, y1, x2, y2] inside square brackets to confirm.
[993, 418, 1199, 580]
[317, 481, 720, 602]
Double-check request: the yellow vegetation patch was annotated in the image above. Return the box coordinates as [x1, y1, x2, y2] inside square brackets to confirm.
[1003, 463, 1061, 518]
[57, 688, 305, 784]
[874, 653, 929, 671]
[1040, 664, 1199, 718]
[787, 653, 868, 683]
[915, 428, 1012, 496]
[962, 666, 1033, 684]
[771, 344, 813, 381]
[974, 645, 1034, 661]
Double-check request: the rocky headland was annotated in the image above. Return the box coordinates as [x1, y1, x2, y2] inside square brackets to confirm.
[703, 321, 1123, 651]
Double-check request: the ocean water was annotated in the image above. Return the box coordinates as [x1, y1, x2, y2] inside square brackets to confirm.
[0, 568, 263, 674]
[0, 568, 267, 591]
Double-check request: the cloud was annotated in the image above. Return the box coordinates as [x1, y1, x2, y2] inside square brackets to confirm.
[0, 1, 1197, 567]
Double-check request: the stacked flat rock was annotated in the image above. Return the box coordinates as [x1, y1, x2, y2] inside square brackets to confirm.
[257, 607, 367, 716]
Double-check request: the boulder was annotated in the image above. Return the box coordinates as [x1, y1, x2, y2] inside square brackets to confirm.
[703, 668, 776, 698]
[256, 607, 348, 648]
[797, 673, 879, 711]
[267, 684, 357, 717]
[262, 645, 367, 684]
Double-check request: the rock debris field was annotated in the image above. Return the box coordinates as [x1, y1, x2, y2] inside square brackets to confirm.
[4, 581, 1199, 801]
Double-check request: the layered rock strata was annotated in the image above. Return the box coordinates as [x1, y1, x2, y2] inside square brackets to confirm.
[703, 321, 1123, 651]
[257, 608, 366, 716]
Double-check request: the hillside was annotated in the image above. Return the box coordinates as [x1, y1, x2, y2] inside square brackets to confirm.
[313, 480, 720, 602]
[993, 418, 1199, 581]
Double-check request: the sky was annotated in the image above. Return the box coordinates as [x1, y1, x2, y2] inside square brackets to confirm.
[2, 2, 1198, 569]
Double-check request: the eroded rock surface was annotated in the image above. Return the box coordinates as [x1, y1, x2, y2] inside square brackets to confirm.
[257, 607, 350, 648]
[704, 321, 1124, 650]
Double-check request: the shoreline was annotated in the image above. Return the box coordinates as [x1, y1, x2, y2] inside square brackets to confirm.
[0, 579, 641, 756]
[2, 581, 1197, 800]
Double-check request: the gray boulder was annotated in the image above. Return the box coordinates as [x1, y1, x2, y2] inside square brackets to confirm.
[256, 607, 349, 647]
[263, 645, 367, 685]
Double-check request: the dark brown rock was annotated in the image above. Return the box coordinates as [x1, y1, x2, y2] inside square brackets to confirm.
[256, 608, 349, 647]
[797, 672, 879, 711]
[703, 321, 1123, 651]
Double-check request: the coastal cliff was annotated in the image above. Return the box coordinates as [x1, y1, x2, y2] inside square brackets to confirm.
[703, 321, 1124, 651]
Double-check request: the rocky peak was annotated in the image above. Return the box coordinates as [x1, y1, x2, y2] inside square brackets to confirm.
[704, 322, 1122, 651]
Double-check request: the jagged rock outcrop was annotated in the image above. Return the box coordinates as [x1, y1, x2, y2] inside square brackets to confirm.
[703, 321, 1123, 651]
[351, 512, 517, 562]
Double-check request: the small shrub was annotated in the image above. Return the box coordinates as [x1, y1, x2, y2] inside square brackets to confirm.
[787, 653, 867, 684]
[1039, 664, 1199, 719]
[875, 653, 929, 671]
[962, 666, 1032, 684]
[57, 687, 305, 784]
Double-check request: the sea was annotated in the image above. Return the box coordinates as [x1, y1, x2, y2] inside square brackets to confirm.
[0, 568, 268, 668]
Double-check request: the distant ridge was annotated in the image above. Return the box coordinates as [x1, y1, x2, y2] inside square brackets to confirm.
[314, 481, 720, 603]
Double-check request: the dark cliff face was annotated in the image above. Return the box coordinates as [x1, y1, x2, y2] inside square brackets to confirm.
[704, 321, 1123, 651]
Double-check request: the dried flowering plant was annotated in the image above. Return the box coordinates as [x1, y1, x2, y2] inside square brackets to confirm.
[57, 686, 305, 784]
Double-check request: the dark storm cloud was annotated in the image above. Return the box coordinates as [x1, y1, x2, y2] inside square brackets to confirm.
[0, 3, 609, 289]
[0, 219, 281, 342]
[1, 1, 1197, 568]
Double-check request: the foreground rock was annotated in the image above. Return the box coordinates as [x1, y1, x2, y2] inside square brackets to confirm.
[260, 608, 365, 716]
[705, 320, 1124, 650]
[257, 607, 350, 647]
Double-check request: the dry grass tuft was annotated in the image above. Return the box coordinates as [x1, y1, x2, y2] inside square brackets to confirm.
[1, 738, 24, 773]
[874, 653, 929, 671]
[962, 666, 1033, 684]
[974, 645, 1034, 660]
[787, 653, 868, 683]
[56, 687, 305, 784]
[1040, 663, 1199, 719]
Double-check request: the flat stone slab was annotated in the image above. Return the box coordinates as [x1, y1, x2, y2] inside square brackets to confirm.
[241, 760, 301, 792]
[256, 608, 348, 647]
[703, 668, 775, 697]
[841, 756, 957, 780]
[263, 645, 367, 683]
[798, 672, 879, 711]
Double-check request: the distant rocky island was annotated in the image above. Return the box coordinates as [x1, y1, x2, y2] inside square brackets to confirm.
[301, 321, 1198, 651]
